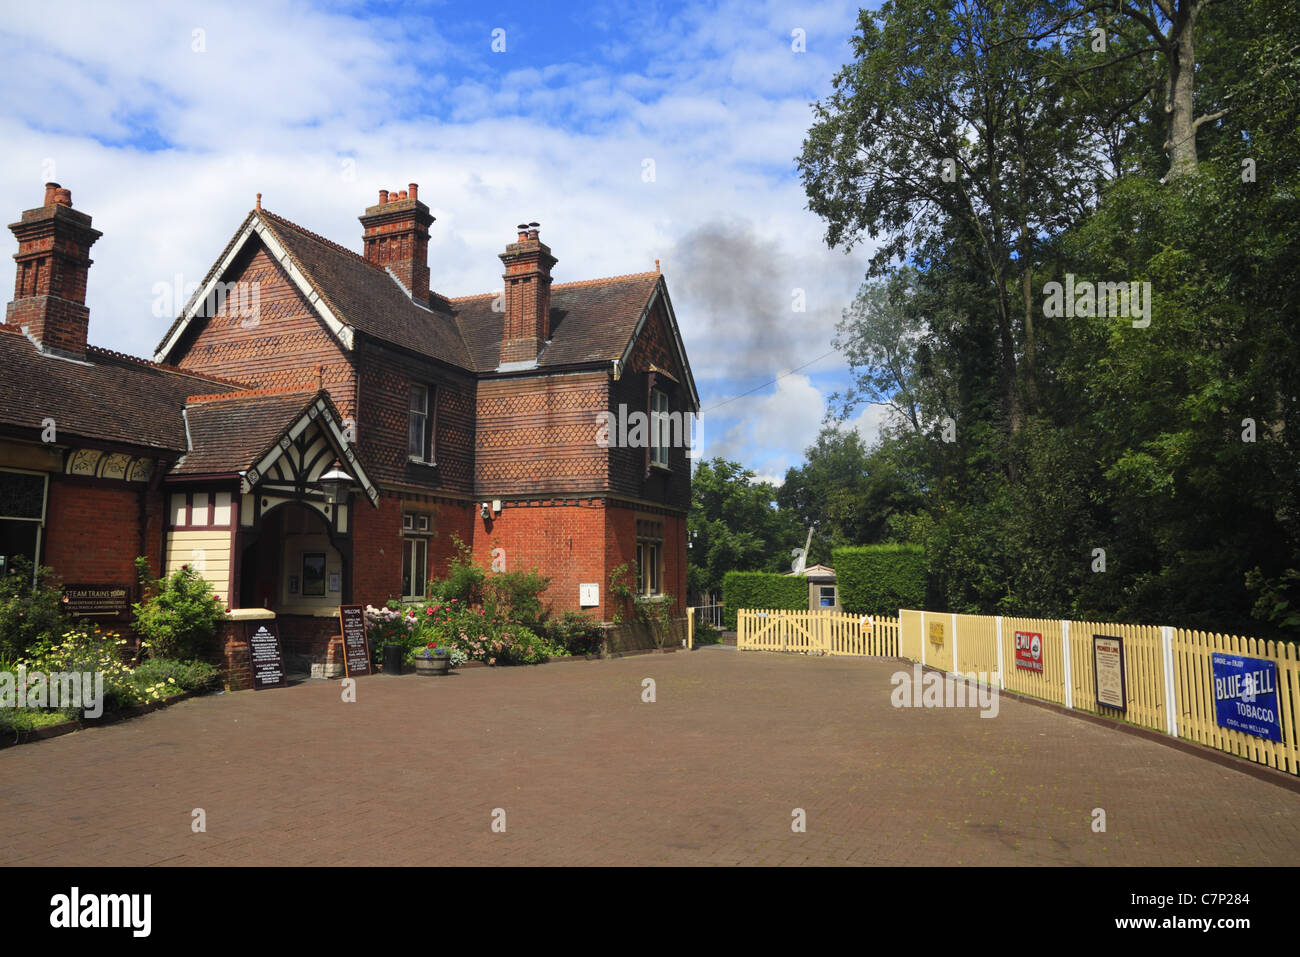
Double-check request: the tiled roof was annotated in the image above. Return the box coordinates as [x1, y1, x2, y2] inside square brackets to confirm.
[0, 326, 241, 452]
[154, 207, 667, 376]
[451, 272, 663, 372]
[255, 211, 475, 369]
[172, 388, 323, 476]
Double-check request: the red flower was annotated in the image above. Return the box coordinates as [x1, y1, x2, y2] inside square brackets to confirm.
[425, 607, 434, 617]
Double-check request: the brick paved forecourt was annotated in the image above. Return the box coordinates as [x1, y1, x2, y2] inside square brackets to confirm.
[2, 650, 1297, 866]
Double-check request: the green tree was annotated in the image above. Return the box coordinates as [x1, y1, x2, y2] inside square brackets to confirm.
[688, 459, 803, 598]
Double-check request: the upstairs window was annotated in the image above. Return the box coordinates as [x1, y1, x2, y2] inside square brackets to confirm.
[408, 384, 434, 463]
[649, 388, 670, 467]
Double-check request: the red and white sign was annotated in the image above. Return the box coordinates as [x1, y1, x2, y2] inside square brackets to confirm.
[1014, 630, 1044, 673]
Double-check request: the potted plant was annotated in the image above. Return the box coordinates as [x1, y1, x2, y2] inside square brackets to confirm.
[414, 642, 451, 676]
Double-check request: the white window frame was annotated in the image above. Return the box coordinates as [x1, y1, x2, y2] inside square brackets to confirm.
[634, 523, 664, 597]
[408, 384, 433, 464]
[649, 388, 670, 468]
[401, 536, 428, 601]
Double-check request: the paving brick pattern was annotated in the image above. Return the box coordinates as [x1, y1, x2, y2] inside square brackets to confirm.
[2, 650, 1297, 866]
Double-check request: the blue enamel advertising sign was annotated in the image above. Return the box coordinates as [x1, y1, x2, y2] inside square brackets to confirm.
[1211, 653, 1283, 743]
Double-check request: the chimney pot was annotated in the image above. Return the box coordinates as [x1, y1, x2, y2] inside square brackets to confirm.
[9, 182, 102, 359]
[360, 182, 433, 301]
[499, 222, 556, 366]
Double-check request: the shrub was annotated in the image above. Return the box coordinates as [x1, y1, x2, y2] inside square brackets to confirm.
[0, 557, 65, 661]
[692, 620, 723, 645]
[721, 572, 807, 630]
[429, 535, 485, 606]
[132, 557, 224, 659]
[21, 625, 173, 714]
[411, 600, 567, 665]
[129, 658, 221, 694]
[485, 567, 551, 631]
[832, 544, 927, 615]
[542, 610, 604, 656]
[364, 602, 421, 667]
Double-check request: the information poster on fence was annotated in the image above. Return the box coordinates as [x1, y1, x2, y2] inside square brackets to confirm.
[1211, 653, 1282, 742]
[1092, 634, 1127, 711]
[928, 620, 945, 647]
[1015, 631, 1044, 673]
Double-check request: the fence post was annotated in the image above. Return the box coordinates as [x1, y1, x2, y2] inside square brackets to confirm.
[1061, 620, 1073, 709]
[995, 615, 1005, 689]
[687, 607, 694, 650]
[951, 612, 959, 673]
[1161, 626, 1178, 737]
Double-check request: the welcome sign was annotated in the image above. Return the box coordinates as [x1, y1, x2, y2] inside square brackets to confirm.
[1211, 653, 1282, 743]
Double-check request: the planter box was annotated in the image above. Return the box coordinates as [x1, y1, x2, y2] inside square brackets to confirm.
[414, 656, 451, 676]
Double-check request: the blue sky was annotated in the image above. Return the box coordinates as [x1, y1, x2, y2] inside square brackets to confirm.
[0, 0, 887, 483]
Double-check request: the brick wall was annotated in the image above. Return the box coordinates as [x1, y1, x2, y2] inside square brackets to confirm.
[44, 478, 150, 586]
[349, 490, 477, 606]
[474, 371, 609, 497]
[470, 499, 608, 618]
[354, 337, 476, 491]
[171, 242, 356, 413]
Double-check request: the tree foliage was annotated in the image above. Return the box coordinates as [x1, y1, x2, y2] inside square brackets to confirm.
[789, 0, 1300, 637]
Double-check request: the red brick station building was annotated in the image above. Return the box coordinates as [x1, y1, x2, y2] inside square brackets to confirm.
[0, 182, 697, 679]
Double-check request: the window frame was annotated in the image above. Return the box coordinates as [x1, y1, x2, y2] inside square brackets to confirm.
[401, 511, 432, 601]
[407, 383, 436, 465]
[634, 519, 665, 597]
[649, 387, 670, 468]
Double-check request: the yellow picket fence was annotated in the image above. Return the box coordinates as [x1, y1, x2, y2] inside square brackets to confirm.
[737, 609, 899, 657]
[897, 609, 1300, 776]
[737, 606, 1299, 775]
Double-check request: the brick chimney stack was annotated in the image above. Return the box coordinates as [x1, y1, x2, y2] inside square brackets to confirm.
[7, 182, 102, 359]
[498, 221, 556, 366]
[359, 182, 433, 301]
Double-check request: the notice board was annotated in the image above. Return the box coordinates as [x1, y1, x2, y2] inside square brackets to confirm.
[339, 604, 372, 677]
[247, 621, 286, 690]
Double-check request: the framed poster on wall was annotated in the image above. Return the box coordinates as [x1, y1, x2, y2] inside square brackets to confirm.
[1092, 634, 1127, 712]
[302, 553, 326, 596]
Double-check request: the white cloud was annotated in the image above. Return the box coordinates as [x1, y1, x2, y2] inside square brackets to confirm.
[0, 0, 879, 477]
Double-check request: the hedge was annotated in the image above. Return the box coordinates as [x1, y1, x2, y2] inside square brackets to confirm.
[832, 544, 926, 616]
[721, 571, 807, 630]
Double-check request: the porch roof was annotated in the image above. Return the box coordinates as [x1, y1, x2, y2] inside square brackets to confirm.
[171, 387, 378, 505]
